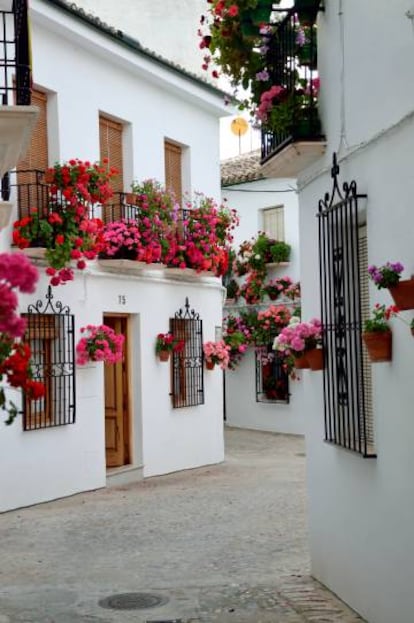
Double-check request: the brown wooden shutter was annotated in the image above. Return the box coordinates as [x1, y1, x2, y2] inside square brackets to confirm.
[99, 115, 124, 193]
[164, 140, 182, 205]
[18, 89, 48, 172]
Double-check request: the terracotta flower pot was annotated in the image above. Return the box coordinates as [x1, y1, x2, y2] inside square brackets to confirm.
[388, 279, 414, 310]
[125, 192, 138, 205]
[294, 354, 310, 369]
[159, 350, 170, 362]
[306, 348, 324, 371]
[43, 170, 54, 183]
[362, 331, 392, 362]
[205, 360, 215, 370]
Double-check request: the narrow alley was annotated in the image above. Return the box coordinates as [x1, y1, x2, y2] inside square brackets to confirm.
[0, 429, 364, 622]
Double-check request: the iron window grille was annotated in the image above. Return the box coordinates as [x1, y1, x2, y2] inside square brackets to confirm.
[169, 298, 204, 409]
[318, 153, 375, 457]
[22, 286, 76, 430]
[256, 345, 289, 404]
[0, 0, 31, 105]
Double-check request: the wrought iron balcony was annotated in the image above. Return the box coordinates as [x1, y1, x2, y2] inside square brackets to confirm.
[6, 169, 195, 233]
[260, 5, 326, 177]
[3, 169, 133, 222]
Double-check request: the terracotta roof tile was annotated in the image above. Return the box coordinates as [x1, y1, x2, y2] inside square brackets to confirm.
[221, 150, 264, 186]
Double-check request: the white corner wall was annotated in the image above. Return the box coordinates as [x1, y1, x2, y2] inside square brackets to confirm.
[300, 117, 414, 623]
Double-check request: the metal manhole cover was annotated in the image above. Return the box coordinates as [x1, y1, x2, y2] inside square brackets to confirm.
[98, 592, 169, 611]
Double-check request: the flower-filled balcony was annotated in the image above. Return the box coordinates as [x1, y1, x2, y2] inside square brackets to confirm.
[259, 5, 326, 177]
[0, 1, 38, 180]
[10, 162, 239, 287]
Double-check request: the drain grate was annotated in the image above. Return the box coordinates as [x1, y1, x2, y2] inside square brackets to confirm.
[98, 592, 168, 611]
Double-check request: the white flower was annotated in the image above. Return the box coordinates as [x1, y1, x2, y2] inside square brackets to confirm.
[289, 316, 300, 326]
[255, 254, 261, 260]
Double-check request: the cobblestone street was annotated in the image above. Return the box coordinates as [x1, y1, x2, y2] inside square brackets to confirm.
[0, 428, 364, 622]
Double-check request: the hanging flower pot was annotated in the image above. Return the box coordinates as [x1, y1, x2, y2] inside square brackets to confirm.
[294, 353, 310, 369]
[306, 347, 324, 371]
[388, 279, 414, 310]
[362, 331, 392, 363]
[159, 350, 170, 362]
[205, 360, 215, 370]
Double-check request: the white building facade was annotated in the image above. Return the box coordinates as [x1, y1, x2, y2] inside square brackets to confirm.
[221, 151, 306, 435]
[0, 0, 229, 513]
[291, 2, 414, 622]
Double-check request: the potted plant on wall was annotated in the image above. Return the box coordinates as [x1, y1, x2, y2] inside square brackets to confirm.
[203, 340, 231, 370]
[368, 261, 414, 310]
[76, 324, 125, 365]
[362, 304, 396, 363]
[155, 333, 185, 362]
[273, 317, 322, 369]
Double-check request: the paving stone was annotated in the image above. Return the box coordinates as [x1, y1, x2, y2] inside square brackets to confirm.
[0, 429, 365, 622]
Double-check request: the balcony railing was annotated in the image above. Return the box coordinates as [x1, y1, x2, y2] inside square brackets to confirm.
[6, 169, 195, 233]
[0, 0, 31, 105]
[261, 6, 322, 164]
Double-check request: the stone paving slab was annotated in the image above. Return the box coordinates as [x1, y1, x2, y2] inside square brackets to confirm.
[0, 429, 366, 622]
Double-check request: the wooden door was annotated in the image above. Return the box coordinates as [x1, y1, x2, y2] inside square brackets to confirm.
[104, 316, 129, 467]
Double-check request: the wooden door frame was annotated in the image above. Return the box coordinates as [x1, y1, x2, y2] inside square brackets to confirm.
[103, 313, 131, 467]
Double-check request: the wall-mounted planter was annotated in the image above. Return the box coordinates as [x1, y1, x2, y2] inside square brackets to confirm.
[158, 350, 170, 362]
[21, 246, 47, 260]
[294, 354, 310, 369]
[205, 360, 215, 370]
[306, 347, 324, 370]
[362, 331, 392, 362]
[388, 279, 414, 310]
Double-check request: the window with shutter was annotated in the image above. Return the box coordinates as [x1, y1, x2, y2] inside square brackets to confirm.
[263, 206, 285, 241]
[15, 89, 49, 217]
[164, 140, 182, 205]
[99, 114, 124, 221]
[18, 89, 48, 173]
[99, 115, 124, 191]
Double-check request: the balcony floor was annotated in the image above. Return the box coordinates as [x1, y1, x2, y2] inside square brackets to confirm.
[261, 140, 327, 178]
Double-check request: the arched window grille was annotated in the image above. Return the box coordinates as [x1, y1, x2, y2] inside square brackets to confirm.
[22, 286, 75, 430]
[169, 298, 204, 408]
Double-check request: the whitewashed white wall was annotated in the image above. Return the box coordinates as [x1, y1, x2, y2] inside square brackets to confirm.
[0, 1, 229, 512]
[222, 177, 300, 281]
[300, 1, 414, 620]
[0, 265, 225, 513]
[29, 0, 225, 197]
[222, 178, 304, 434]
[225, 347, 307, 435]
